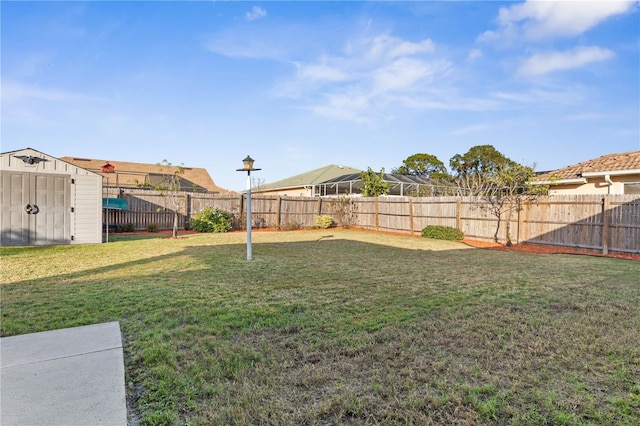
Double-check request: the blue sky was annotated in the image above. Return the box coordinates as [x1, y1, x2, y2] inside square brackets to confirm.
[2, 1, 639, 191]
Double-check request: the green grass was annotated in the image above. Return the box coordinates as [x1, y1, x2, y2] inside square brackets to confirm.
[2, 229, 639, 425]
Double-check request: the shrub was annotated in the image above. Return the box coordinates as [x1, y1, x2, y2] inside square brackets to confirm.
[315, 215, 333, 229]
[118, 223, 135, 232]
[190, 207, 232, 233]
[146, 223, 159, 233]
[421, 225, 464, 241]
[279, 221, 301, 231]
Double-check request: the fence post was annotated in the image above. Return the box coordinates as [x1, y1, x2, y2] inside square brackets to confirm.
[276, 196, 282, 229]
[317, 197, 322, 216]
[375, 197, 380, 230]
[517, 199, 525, 244]
[185, 194, 191, 229]
[456, 198, 462, 231]
[602, 195, 610, 255]
[409, 198, 415, 235]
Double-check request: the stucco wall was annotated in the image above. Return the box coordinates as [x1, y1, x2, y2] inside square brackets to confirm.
[548, 175, 640, 195]
[254, 187, 314, 197]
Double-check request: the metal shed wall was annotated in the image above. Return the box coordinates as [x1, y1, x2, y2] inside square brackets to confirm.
[0, 148, 103, 245]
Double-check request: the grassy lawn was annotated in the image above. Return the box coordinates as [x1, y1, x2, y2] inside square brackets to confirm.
[1, 229, 639, 425]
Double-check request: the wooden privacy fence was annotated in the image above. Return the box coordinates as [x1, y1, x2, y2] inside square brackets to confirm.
[103, 189, 640, 255]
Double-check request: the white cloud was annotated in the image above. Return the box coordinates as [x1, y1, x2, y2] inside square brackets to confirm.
[467, 48, 483, 62]
[479, 0, 636, 44]
[274, 32, 451, 122]
[246, 6, 267, 21]
[367, 33, 435, 60]
[372, 58, 449, 92]
[519, 46, 615, 75]
[205, 36, 284, 60]
[296, 63, 349, 83]
[306, 89, 372, 123]
[492, 87, 583, 104]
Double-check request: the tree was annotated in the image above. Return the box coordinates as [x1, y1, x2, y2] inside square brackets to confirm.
[393, 153, 448, 179]
[153, 160, 186, 238]
[450, 145, 547, 244]
[480, 162, 548, 244]
[360, 167, 389, 197]
[328, 194, 357, 228]
[449, 145, 513, 196]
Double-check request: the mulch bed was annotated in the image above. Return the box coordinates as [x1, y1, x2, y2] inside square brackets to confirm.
[463, 239, 640, 261]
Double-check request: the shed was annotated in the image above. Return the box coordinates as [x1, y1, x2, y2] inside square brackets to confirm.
[0, 148, 103, 246]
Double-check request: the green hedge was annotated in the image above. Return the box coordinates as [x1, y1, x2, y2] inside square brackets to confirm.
[421, 225, 464, 241]
[189, 207, 232, 233]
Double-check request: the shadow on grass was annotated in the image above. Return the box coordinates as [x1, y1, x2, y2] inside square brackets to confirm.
[2, 237, 639, 425]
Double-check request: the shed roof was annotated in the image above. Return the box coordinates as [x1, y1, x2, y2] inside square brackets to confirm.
[536, 151, 640, 181]
[1, 148, 102, 177]
[60, 157, 232, 193]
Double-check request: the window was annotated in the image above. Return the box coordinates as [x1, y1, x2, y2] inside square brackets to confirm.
[624, 183, 640, 194]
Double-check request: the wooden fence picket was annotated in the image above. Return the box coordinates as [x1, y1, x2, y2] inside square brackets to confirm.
[102, 188, 640, 255]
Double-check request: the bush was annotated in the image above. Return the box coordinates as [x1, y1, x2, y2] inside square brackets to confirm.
[279, 221, 301, 231]
[190, 207, 232, 233]
[118, 223, 135, 233]
[315, 215, 333, 229]
[146, 223, 159, 233]
[421, 225, 464, 241]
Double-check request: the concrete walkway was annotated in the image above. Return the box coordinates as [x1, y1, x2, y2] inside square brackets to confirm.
[1, 322, 128, 425]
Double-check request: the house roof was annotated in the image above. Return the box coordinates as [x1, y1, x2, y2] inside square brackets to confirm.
[536, 151, 640, 181]
[256, 165, 362, 191]
[60, 157, 232, 193]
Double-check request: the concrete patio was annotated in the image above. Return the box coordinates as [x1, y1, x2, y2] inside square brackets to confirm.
[1, 322, 128, 425]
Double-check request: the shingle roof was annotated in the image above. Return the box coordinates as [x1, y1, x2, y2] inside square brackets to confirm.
[536, 151, 640, 181]
[60, 157, 232, 193]
[256, 165, 362, 191]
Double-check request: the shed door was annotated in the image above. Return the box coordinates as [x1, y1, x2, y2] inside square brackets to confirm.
[0, 172, 71, 246]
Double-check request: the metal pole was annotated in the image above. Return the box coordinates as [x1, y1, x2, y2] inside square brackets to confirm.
[105, 177, 109, 243]
[246, 171, 252, 261]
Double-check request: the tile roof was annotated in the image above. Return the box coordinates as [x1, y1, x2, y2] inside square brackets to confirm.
[536, 151, 640, 181]
[256, 165, 362, 191]
[60, 157, 232, 193]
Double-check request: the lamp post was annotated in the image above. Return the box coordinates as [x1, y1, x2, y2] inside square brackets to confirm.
[236, 155, 261, 260]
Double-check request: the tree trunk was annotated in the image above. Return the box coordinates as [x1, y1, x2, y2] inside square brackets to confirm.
[172, 211, 179, 238]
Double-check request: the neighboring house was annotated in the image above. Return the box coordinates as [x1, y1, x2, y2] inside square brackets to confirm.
[253, 165, 362, 196]
[255, 164, 445, 197]
[1, 148, 103, 246]
[534, 151, 640, 195]
[317, 172, 441, 196]
[60, 157, 231, 194]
